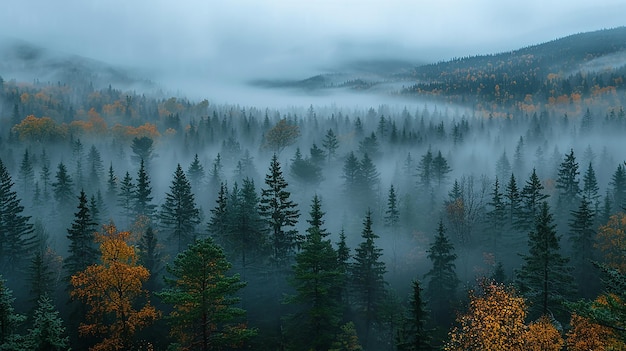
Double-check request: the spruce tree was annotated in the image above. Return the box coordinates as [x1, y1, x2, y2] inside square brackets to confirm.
[159, 164, 201, 253]
[0, 158, 34, 275]
[186, 153, 205, 191]
[133, 158, 156, 219]
[610, 162, 626, 211]
[64, 190, 98, 281]
[105, 162, 117, 204]
[486, 177, 507, 252]
[424, 219, 458, 326]
[396, 280, 432, 351]
[555, 148, 581, 215]
[351, 210, 387, 348]
[24, 294, 69, 351]
[27, 251, 55, 307]
[517, 169, 549, 232]
[322, 128, 339, 162]
[18, 149, 34, 196]
[342, 151, 361, 196]
[432, 151, 451, 188]
[384, 184, 400, 229]
[516, 202, 574, 319]
[86, 145, 104, 192]
[51, 162, 74, 211]
[259, 154, 300, 268]
[569, 196, 599, 298]
[117, 171, 134, 226]
[137, 226, 163, 292]
[286, 196, 343, 351]
[504, 173, 522, 229]
[0, 276, 26, 347]
[416, 148, 433, 190]
[208, 182, 230, 248]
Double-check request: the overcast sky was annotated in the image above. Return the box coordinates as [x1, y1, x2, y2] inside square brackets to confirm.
[2, 0, 625, 96]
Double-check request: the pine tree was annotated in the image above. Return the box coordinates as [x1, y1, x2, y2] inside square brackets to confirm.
[86, 145, 104, 192]
[357, 153, 380, 204]
[486, 177, 507, 252]
[105, 162, 117, 204]
[432, 151, 451, 188]
[117, 171, 134, 226]
[424, 219, 458, 326]
[516, 202, 574, 319]
[259, 154, 300, 268]
[582, 162, 601, 217]
[51, 162, 74, 211]
[159, 164, 201, 253]
[384, 184, 400, 228]
[504, 174, 522, 229]
[0, 276, 26, 347]
[137, 226, 162, 292]
[24, 294, 69, 351]
[0, 158, 34, 275]
[208, 182, 230, 248]
[351, 210, 387, 348]
[286, 196, 343, 351]
[18, 149, 34, 196]
[555, 149, 581, 214]
[518, 169, 549, 232]
[157, 237, 256, 351]
[186, 153, 205, 191]
[64, 190, 98, 281]
[396, 280, 433, 351]
[569, 197, 599, 298]
[416, 148, 433, 190]
[133, 158, 156, 219]
[342, 151, 361, 196]
[610, 162, 626, 211]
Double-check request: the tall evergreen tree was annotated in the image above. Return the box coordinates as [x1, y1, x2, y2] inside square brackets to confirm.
[384, 184, 400, 229]
[86, 145, 104, 192]
[569, 196, 599, 298]
[51, 162, 74, 211]
[0, 158, 34, 275]
[18, 149, 34, 196]
[416, 148, 433, 190]
[486, 177, 507, 253]
[582, 162, 601, 217]
[517, 169, 549, 232]
[432, 151, 451, 188]
[424, 219, 458, 326]
[27, 251, 55, 307]
[39, 151, 51, 201]
[208, 182, 230, 248]
[63, 190, 98, 281]
[322, 128, 339, 162]
[516, 201, 574, 319]
[351, 210, 387, 348]
[259, 154, 300, 268]
[610, 162, 626, 211]
[157, 237, 256, 351]
[133, 158, 156, 219]
[137, 226, 163, 292]
[357, 153, 380, 204]
[396, 280, 433, 351]
[286, 196, 343, 351]
[504, 173, 522, 229]
[342, 151, 361, 196]
[117, 171, 134, 226]
[0, 276, 26, 347]
[159, 164, 201, 253]
[105, 162, 117, 205]
[555, 148, 581, 214]
[186, 153, 205, 191]
[24, 294, 69, 351]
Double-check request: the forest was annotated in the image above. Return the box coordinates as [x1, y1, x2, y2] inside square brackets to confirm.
[1, 29, 626, 351]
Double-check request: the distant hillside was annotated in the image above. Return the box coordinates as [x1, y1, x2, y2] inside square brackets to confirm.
[0, 38, 154, 90]
[402, 27, 626, 106]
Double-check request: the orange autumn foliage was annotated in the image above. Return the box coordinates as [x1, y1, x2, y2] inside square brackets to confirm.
[524, 315, 564, 351]
[12, 115, 67, 142]
[596, 212, 626, 273]
[70, 224, 159, 351]
[566, 313, 622, 351]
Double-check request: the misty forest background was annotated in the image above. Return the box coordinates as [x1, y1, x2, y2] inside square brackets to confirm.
[2, 28, 626, 350]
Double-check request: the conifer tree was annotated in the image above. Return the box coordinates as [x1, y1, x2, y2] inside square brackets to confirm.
[416, 148, 433, 190]
[259, 154, 300, 268]
[610, 162, 626, 211]
[424, 219, 459, 326]
[357, 153, 380, 204]
[27, 251, 55, 307]
[186, 153, 205, 191]
[582, 162, 601, 216]
[516, 202, 574, 319]
[51, 162, 74, 211]
[64, 190, 98, 281]
[158, 237, 256, 351]
[18, 149, 34, 196]
[24, 294, 69, 351]
[117, 171, 134, 225]
[569, 196, 599, 298]
[384, 184, 400, 228]
[137, 226, 163, 292]
[396, 280, 432, 351]
[555, 149, 581, 214]
[105, 162, 117, 204]
[322, 128, 339, 162]
[286, 196, 343, 351]
[342, 151, 361, 196]
[133, 158, 156, 219]
[86, 145, 104, 192]
[351, 210, 387, 348]
[159, 164, 201, 253]
[486, 177, 507, 252]
[504, 173, 522, 229]
[518, 169, 549, 232]
[0, 158, 34, 275]
[208, 182, 230, 248]
[432, 151, 452, 188]
[0, 276, 26, 347]
[39, 151, 51, 201]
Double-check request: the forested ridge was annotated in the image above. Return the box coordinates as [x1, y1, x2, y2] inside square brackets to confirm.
[1, 28, 626, 350]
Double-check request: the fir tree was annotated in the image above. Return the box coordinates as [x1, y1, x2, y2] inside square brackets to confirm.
[384, 184, 400, 229]
[18, 149, 34, 196]
[63, 190, 98, 280]
[186, 153, 205, 191]
[555, 148, 581, 214]
[259, 154, 300, 268]
[569, 196, 599, 298]
[27, 251, 55, 307]
[105, 162, 117, 204]
[24, 294, 69, 351]
[51, 162, 74, 211]
[117, 171, 134, 226]
[342, 151, 361, 196]
[0, 158, 34, 275]
[157, 237, 256, 350]
[516, 202, 575, 319]
[504, 173, 522, 228]
[133, 158, 156, 219]
[86, 145, 104, 192]
[610, 162, 626, 211]
[208, 182, 229, 248]
[486, 177, 507, 252]
[396, 280, 433, 351]
[0, 276, 26, 347]
[517, 169, 549, 232]
[424, 219, 458, 326]
[286, 196, 343, 351]
[39, 151, 51, 201]
[582, 162, 601, 217]
[432, 151, 451, 188]
[159, 164, 201, 253]
[416, 148, 433, 190]
[351, 210, 387, 348]
[137, 226, 163, 292]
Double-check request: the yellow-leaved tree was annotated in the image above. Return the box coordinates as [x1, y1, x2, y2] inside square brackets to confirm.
[524, 315, 564, 351]
[445, 283, 527, 351]
[71, 223, 159, 350]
